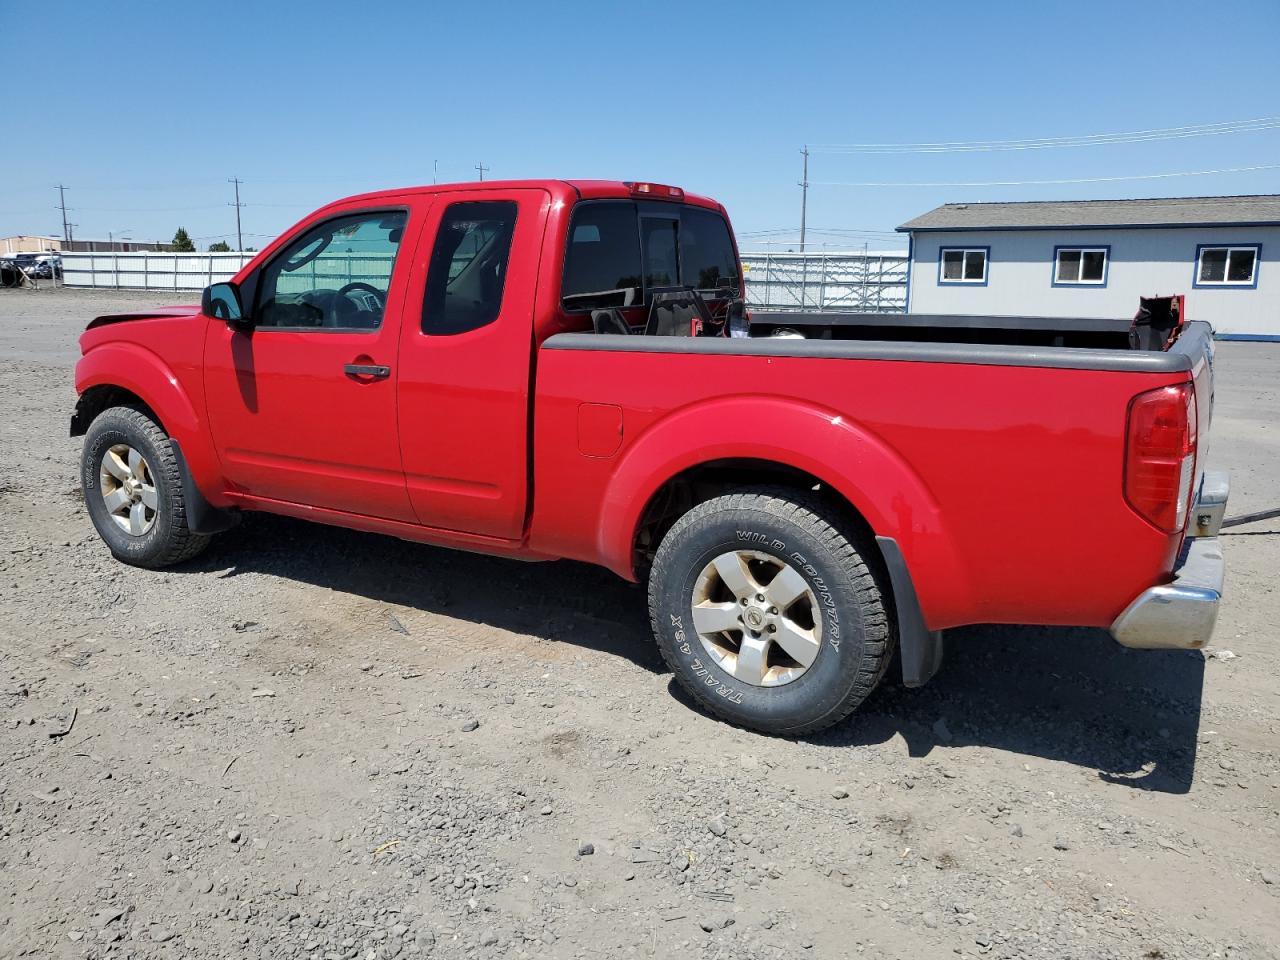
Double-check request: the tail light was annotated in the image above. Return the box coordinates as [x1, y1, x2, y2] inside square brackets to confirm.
[1124, 384, 1197, 533]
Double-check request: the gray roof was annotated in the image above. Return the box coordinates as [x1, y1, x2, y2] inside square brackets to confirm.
[898, 194, 1280, 232]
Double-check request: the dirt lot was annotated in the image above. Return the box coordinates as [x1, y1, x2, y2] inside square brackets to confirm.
[1, 286, 1277, 960]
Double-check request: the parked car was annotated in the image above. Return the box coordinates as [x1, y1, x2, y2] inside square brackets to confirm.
[27, 255, 61, 279]
[69, 179, 1228, 735]
[4, 252, 60, 280]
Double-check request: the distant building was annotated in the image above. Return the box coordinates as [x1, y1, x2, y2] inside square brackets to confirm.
[62, 238, 170, 253]
[1, 235, 170, 254]
[1, 235, 61, 254]
[899, 195, 1280, 340]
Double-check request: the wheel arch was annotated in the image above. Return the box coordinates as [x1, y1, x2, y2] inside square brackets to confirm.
[73, 343, 228, 508]
[630, 457, 878, 578]
[71, 383, 162, 437]
[597, 395, 971, 645]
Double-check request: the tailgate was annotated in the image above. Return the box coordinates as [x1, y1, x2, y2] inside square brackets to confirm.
[1185, 322, 1216, 511]
[1173, 321, 1227, 539]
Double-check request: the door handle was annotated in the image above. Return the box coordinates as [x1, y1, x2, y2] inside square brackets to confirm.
[344, 363, 391, 379]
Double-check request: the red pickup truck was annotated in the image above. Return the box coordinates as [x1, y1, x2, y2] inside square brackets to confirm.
[72, 179, 1228, 735]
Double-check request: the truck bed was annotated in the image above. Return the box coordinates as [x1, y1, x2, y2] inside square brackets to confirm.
[749, 311, 1140, 351]
[550, 318, 1211, 374]
[532, 320, 1214, 632]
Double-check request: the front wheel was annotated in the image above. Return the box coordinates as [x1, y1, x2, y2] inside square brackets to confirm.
[647, 487, 894, 736]
[81, 405, 211, 568]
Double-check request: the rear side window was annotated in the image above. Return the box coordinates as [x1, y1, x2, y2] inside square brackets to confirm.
[421, 201, 517, 335]
[561, 201, 642, 310]
[681, 206, 739, 293]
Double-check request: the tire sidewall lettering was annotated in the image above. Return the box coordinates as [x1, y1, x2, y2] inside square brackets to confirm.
[661, 519, 862, 724]
[83, 417, 168, 559]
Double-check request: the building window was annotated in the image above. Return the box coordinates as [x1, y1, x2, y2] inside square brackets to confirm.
[938, 247, 988, 285]
[1194, 244, 1260, 288]
[1053, 246, 1108, 286]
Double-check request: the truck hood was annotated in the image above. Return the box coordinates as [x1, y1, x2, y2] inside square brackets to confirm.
[86, 304, 200, 330]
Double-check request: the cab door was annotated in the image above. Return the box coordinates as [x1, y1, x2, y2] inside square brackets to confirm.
[203, 201, 426, 521]
[396, 188, 550, 539]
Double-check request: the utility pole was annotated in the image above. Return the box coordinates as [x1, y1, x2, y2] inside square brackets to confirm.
[228, 177, 244, 251]
[798, 146, 809, 254]
[475, 161, 489, 182]
[433, 160, 438, 184]
[56, 185, 70, 243]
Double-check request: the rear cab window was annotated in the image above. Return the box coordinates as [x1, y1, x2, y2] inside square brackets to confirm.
[560, 200, 740, 315]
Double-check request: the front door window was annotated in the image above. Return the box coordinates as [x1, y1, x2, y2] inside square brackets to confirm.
[255, 211, 408, 330]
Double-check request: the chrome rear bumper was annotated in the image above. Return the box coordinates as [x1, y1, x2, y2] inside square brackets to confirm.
[1111, 471, 1229, 651]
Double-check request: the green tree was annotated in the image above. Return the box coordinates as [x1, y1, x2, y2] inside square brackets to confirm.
[171, 227, 195, 252]
[207, 240, 231, 252]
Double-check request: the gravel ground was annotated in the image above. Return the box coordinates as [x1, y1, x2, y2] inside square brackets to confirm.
[2, 286, 1278, 960]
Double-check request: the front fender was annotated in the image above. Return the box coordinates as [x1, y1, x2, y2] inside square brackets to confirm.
[74, 342, 229, 507]
[597, 395, 971, 630]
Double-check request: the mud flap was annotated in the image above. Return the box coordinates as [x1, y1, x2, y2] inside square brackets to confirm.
[170, 440, 240, 535]
[875, 536, 944, 687]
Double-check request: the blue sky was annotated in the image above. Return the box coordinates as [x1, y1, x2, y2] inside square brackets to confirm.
[3, 0, 1279, 251]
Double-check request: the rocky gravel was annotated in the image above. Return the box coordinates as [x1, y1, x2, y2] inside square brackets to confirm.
[2, 287, 1278, 960]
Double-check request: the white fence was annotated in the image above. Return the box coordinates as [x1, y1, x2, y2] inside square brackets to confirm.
[741, 251, 909, 312]
[62, 252, 256, 291]
[64, 249, 912, 314]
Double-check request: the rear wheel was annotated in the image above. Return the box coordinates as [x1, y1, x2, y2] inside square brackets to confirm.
[647, 487, 893, 736]
[81, 406, 210, 568]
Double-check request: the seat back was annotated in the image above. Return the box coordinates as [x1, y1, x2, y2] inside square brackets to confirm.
[591, 308, 632, 335]
[644, 288, 713, 337]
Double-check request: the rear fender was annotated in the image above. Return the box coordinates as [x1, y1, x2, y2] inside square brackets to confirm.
[74, 343, 229, 507]
[597, 395, 970, 628]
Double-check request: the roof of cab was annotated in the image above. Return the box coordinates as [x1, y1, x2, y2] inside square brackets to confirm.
[314, 179, 723, 213]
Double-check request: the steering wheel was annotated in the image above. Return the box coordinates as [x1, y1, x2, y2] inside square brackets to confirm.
[332, 281, 386, 326]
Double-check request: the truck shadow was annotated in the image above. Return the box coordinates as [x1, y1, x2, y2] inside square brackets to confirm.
[195, 515, 1203, 794]
[196, 513, 665, 673]
[804, 624, 1206, 795]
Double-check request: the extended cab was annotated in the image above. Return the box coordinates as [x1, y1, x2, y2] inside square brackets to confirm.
[72, 179, 1228, 735]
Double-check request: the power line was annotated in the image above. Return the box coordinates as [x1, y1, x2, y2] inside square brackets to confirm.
[193, 231, 275, 241]
[810, 117, 1280, 155]
[739, 228, 900, 240]
[812, 162, 1280, 188]
[71, 204, 231, 213]
[228, 177, 244, 252]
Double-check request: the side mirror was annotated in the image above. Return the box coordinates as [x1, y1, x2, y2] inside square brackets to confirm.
[202, 281, 246, 325]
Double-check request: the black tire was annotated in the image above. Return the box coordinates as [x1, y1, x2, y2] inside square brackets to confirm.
[647, 487, 894, 736]
[81, 405, 211, 569]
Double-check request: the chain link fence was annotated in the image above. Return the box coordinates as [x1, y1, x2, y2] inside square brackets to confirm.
[63, 250, 912, 314]
[741, 251, 908, 312]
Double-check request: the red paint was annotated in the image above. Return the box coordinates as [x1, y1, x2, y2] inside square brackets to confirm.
[576, 403, 624, 458]
[75, 180, 1202, 635]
